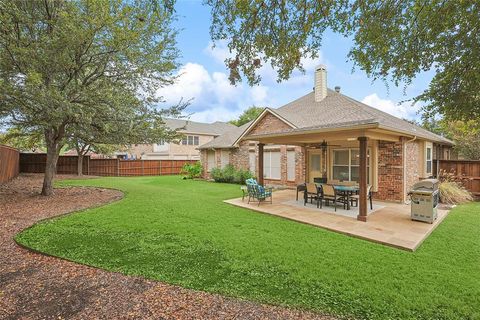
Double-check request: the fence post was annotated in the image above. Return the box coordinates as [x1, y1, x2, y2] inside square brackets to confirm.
[117, 158, 120, 177]
[142, 160, 144, 176]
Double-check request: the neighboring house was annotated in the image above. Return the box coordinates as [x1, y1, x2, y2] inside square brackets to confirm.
[125, 119, 236, 160]
[199, 65, 453, 206]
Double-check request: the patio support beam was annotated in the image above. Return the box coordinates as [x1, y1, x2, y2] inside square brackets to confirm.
[357, 136, 368, 222]
[258, 143, 265, 186]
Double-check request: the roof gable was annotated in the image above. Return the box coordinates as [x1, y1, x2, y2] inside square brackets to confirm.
[231, 108, 296, 146]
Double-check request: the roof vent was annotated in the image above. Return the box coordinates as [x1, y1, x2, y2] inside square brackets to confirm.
[335, 86, 341, 93]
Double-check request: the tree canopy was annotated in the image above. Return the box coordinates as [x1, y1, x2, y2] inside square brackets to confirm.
[229, 106, 264, 126]
[206, 0, 480, 120]
[0, 0, 183, 194]
[444, 120, 480, 160]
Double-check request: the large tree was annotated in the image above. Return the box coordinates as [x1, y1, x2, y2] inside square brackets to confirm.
[445, 120, 480, 160]
[66, 105, 183, 176]
[229, 106, 263, 126]
[0, 0, 181, 195]
[206, 0, 479, 120]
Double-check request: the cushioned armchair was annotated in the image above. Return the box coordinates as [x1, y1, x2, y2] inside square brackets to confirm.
[245, 179, 273, 206]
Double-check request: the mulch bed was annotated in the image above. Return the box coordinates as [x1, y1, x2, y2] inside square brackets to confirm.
[0, 174, 334, 320]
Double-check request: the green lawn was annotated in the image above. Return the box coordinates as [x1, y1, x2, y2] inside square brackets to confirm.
[16, 176, 480, 319]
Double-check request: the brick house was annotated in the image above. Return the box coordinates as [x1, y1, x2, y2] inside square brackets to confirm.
[198, 66, 453, 221]
[123, 119, 236, 160]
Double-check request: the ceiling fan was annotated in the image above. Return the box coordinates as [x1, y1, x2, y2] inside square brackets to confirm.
[307, 140, 341, 149]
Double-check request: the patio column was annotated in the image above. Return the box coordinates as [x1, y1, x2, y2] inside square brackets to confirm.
[258, 143, 264, 186]
[357, 137, 368, 222]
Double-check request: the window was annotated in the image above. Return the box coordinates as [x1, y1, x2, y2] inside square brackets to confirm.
[249, 152, 256, 174]
[333, 150, 349, 181]
[207, 150, 216, 172]
[287, 151, 295, 181]
[332, 149, 370, 182]
[221, 150, 230, 168]
[181, 135, 200, 146]
[426, 143, 432, 174]
[264, 151, 281, 179]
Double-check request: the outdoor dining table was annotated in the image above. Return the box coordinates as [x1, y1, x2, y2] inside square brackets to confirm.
[333, 185, 359, 210]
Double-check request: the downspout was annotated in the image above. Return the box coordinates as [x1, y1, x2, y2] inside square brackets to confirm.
[403, 136, 417, 204]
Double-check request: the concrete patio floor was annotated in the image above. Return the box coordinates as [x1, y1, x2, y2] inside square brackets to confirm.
[225, 189, 449, 251]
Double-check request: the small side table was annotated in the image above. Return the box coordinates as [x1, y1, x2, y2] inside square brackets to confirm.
[241, 186, 248, 201]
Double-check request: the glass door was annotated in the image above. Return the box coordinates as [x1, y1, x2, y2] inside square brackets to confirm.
[308, 151, 322, 183]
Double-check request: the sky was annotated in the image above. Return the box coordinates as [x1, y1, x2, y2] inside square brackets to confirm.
[157, 0, 433, 124]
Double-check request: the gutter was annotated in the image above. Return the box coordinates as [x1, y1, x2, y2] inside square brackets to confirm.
[403, 135, 417, 204]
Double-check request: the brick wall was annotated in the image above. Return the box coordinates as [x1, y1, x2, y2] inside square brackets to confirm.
[248, 112, 292, 135]
[376, 141, 404, 202]
[229, 140, 251, 170]
[200, 143, 304, 187]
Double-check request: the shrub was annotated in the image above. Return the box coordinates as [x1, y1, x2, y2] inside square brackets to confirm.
[438, 181, 473, 204]
[181, 161, 203, 179]
[210, 165, 254, 184]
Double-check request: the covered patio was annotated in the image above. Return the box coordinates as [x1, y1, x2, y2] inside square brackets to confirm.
[247, 121, 411, 222]
[225, 189, 449, 251]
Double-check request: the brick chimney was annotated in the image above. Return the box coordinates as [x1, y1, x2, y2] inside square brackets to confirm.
[314, 64, 327, 102]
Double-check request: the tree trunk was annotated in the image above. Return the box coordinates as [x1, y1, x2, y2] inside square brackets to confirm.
[77, 154, 83, 176]
[42, 143, 60, 196]
[42, 127, 65, 196]
[75, 143, 89, 176]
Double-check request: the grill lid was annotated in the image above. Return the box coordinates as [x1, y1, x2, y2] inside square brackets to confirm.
[411, 179, 439, 191]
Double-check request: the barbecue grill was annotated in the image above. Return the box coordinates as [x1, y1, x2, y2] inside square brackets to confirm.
[408, 179, 439, 223]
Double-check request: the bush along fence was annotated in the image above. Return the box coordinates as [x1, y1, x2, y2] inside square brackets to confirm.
[19, 153, 196, 177]
[0, 144, 20, 184]
[434, 159, 480, 198]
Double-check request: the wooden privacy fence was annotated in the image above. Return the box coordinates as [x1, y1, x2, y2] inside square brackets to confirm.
[20, 153, 89, 174]
[434, 160, 480, 197]
[0, 145, 20, 184]
[19, 153, 195, 177]
[89, 159, 194, 176]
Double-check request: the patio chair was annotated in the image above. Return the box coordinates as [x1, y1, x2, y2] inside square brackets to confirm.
[321, 184, 346, 212]
[350, 185, 373, 210]
[304, 183, 322, 208]
[245, 179, 273, 206]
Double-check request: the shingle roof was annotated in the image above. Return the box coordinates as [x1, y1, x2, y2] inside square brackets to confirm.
[164, 118, 236, 136]
[199, 89, 452, 148]
[198, 121, 252, 149]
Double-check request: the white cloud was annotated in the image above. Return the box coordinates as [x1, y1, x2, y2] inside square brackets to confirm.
[250, 85, 268, 105]
[203, 40, 232, 64]
[361, 93, 421, 120]
[155, 62, 272, 122]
